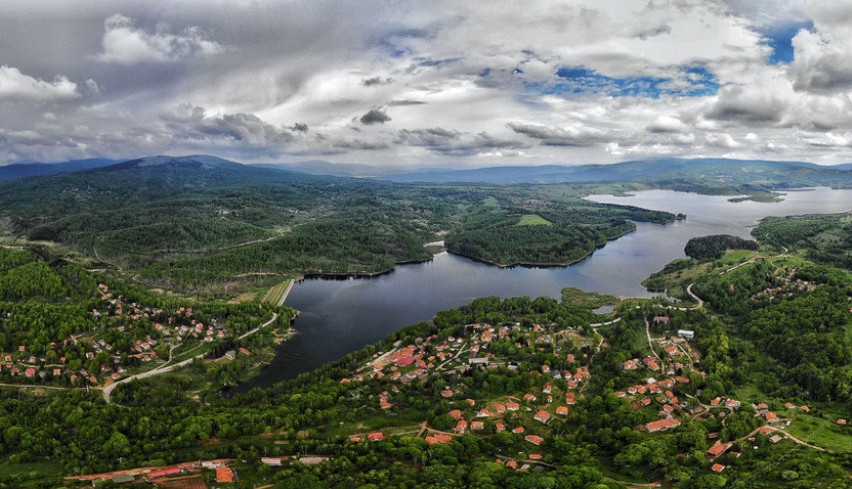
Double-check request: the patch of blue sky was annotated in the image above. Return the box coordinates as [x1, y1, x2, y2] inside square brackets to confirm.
[520, 65, 720, 98]
[763, 21, 813, 64]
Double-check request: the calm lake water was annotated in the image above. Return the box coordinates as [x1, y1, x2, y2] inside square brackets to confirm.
[231, 188, 852, 391]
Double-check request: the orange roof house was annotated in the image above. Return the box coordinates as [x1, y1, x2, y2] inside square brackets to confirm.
[533, 410, 551, 424]
[525, 435, 544, 445]
[706, 443, 731, 458]
[216, 466, 234, 483]
[646, 419, 681, 432]
[711, 464, 726, 473]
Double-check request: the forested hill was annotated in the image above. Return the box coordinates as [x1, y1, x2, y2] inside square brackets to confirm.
[0, 158, 117, 182]
[753, 212, 852, 270]
[381, 158, 852, 189]
[0, 155, 678, 295]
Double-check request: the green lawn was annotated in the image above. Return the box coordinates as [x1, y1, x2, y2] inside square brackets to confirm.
[262, 277, 294, 305]
[517, 214, 553, 226]
[785, 413, 852, 454]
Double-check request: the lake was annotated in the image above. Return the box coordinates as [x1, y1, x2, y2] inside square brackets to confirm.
[230, 188, 852, 391]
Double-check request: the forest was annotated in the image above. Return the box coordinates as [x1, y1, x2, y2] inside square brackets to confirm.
[752, 213, 852, 270]
[0, 156, 677, 295]
[683, 235, 758, 260]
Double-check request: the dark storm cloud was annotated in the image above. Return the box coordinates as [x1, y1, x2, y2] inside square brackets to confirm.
[362, 76, 393, 86]
[359, 108, 391, 125]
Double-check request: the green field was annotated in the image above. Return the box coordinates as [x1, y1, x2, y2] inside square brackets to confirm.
[262, 277, 295, 305]
[785, 414, 852, 454]
[517, 214, 553, 226]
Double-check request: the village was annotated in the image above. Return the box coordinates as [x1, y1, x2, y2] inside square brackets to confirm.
[334, 311, 831, 477]
[0, 283, 256, 388]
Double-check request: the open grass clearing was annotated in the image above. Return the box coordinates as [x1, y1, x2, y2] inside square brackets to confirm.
[517, 214, 553, 226]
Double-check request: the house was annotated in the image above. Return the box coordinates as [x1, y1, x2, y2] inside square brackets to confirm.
[367, 432, 384, 441]
[454, 420, 468, 432]
[525, 435, 544, 445]
[448, 409, 464, 420]
[677, 330, 695, 339]
[654, 316, 669, 324]
[470, 421, 485, 431]
[512, 426, 525, 434]
[25, 368, 36, 378]
[711, 464, 726, 473]
[506, 460, 518, 469]
[769, 434, 784, 443]
[765, 412, 780, 423]
[426, 434, 453, 444]
[556, 406, 569, 416]
[706, 443, 731, 458]
[216, 466, 234, 483]
[646, 419, 681, 432]
[149, 467, 181, 478]
[495, 422, 506, 432]
[523, 393, 537, 402]
[529, 454, 542, 460]
[440, 390, 454, 398]
[565, 393, 575, 404]
[533, 410, 551, 424]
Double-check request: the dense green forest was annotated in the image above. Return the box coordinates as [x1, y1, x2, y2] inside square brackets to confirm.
[0, 156, 679, 295]
[752, 213, 852, 270]
[684, 235, 758, 260]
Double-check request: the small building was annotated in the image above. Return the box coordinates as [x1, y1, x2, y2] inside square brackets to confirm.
[677, 330, 695, 339]
[711, 464, 726, 473]
[112, 475, 134, 484]
[224, 350, 237, 360]
[646, 419, 681, 433]
[525, 435, 544, 445]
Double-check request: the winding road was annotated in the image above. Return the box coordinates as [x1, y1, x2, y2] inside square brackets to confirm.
[102, 312, 278, 403]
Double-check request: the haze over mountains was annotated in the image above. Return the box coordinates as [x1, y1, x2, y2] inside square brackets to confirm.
[3, 156, 851, 189]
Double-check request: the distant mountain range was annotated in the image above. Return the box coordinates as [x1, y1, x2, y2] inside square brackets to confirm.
[0, 158, 117, 182]
[3, 156, 851, 190]
[378, 158, 852, 187]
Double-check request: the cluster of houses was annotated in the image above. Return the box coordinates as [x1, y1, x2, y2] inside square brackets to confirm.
[342, 321, 595, 467]
[0, 283, 233, 386]
[754, 265, 818, 300]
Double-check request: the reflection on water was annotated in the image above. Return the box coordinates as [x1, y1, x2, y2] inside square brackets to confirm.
[230, 188, 852, 391]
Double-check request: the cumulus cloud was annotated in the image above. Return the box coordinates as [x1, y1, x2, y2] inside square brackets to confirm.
[161, 103, 297, 147]
[95, 14, 224, 64]
[396, 128, 524, 156]
[508, 121, 607, 147]
[705, 85, 787, 123]
[0, 65, 79, 102]
[788, 23, 852, 92]
[647, 116, 686, 134]
[359, 107, 391, 125]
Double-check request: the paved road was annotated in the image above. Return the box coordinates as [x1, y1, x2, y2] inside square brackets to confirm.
[103, 312, 278, 403]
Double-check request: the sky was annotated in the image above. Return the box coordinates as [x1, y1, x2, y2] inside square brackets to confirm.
[1, 0, 852, 168]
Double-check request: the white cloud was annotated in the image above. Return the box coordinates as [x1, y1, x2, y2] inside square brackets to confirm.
[788, 2, 852, 93]
[0, 65, 79, 102]
[95, 14, 224, 64]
